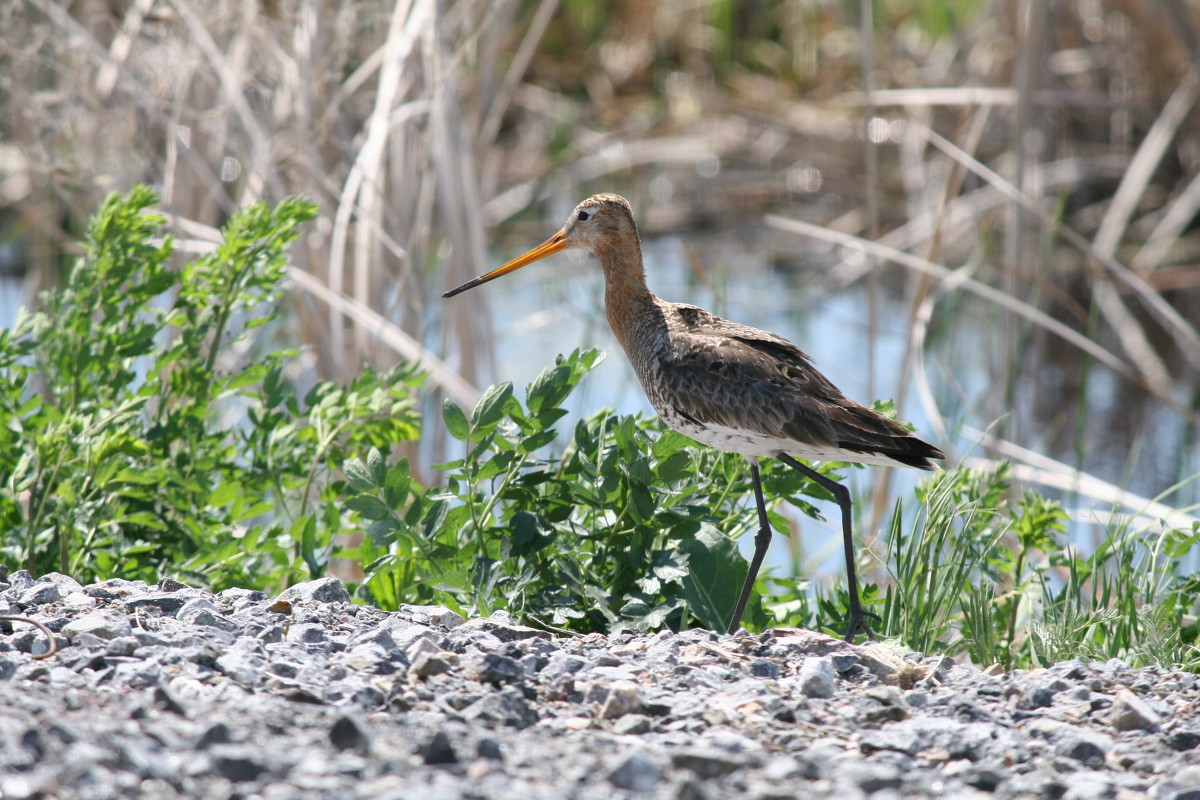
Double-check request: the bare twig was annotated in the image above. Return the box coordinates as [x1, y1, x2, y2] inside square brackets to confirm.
[0, 615, 58, 660]
[1092, 65, 1200, 259]
[764, 214, 1140, 383]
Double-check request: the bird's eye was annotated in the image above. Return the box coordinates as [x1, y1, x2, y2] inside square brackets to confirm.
[577, 210, 590, 221]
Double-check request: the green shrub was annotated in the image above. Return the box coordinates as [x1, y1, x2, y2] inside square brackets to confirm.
[342, 347, 850, 632]
[0, 186, 421, 590]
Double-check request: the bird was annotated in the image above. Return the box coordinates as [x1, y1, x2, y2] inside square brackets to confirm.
[443, 193, 944, 640]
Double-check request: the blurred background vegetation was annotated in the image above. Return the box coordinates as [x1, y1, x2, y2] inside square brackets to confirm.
[2, 0, 1198, 613]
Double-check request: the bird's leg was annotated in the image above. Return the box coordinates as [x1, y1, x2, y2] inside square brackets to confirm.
[776, 453, 880, 642]
[727, 458, 773, 634]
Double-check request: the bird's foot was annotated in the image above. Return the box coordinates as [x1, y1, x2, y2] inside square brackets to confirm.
[843, 607, 881, 643]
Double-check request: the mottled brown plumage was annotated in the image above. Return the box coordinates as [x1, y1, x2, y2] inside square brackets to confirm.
[444, 193, 944, 639]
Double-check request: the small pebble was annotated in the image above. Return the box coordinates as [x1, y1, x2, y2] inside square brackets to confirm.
[608, 752, 661, 791]
[797, 656, 836, 698]
[599, 679, 644, 719]
[1111, 689, 1161, 731]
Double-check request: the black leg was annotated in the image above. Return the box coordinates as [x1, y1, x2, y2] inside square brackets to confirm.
[727, 459, 773, 634]
[776, 453, 879, 642]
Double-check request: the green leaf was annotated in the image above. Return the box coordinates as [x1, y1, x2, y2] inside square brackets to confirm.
[210, 480, 242, 507]
[383, 468, 412, 508]
[678, 523, 746, 632]
[628, 483, 656, 522]
[367, 517, 402, 547]
[343, 458, 375, 492]
[443, 400, 470, 441]
[471, 382, 514, 431]
[519, 428, 559, 454]
[421, 497, 450, 540]
[346, 494, 390, 520]
[526, 364, 573, 413]
[367, 448, 388, 487]
[656, 451, 693, 483]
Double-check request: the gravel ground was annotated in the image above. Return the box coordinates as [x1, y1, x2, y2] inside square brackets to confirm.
[0, 571, 1197, 800]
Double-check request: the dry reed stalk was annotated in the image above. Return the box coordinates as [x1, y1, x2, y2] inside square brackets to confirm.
[1134, 170, 1200, 274]
[916, 124, 1200, 378]
[11, 0, 552, 409]
[765, 214, 1141, 382]
[1091, 66, 1200, 260]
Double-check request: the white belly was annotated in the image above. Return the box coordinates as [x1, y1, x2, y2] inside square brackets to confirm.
[658, 411, 910, 469]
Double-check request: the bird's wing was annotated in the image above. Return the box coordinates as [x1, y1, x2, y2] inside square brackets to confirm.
[657, 304, 942, 465]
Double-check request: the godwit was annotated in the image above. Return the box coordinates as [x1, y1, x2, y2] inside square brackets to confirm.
[444, 194, 943, 640]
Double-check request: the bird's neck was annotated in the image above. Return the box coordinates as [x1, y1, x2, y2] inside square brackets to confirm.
[596, 238, 663, 356]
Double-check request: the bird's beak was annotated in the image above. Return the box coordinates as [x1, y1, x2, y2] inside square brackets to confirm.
[443, 230, 569, 298]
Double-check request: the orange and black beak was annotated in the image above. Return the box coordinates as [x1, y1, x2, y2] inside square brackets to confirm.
[443, 230, 568, 298]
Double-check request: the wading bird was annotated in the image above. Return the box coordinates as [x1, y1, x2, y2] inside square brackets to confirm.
[444, 194, 943, 640]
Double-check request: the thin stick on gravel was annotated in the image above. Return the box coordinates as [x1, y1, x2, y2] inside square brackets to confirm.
[0, 615, 58, 660]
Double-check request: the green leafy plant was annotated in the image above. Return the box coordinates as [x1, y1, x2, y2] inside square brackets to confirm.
[0, 186, 422, 590]
[343, 347, 847, 633]
[881, 460, 1200, 670]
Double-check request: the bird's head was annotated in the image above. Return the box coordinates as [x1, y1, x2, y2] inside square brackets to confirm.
[443, 194, 639, 298]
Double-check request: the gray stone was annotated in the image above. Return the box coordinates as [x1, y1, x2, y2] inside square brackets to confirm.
[830, 653, 860, 673]
[832, 759, 902, 793]
[541, 652, 590, 679]
[796, 656, 836, 698]
[1168, 728, 1200, 751]
[126, 591, 193, 615]
[599, 679, 644, 719]
[40, 573, 84, 593]
[1149, 766, 1200, 800]
[208, 744, 270, 782]
[460, 687, 538, 729]
[963, 762, 1009, 792]
[105, 636, 139, 656]
[329, 714, 370, 755]
[17, 582, 61, 606]
[397, 604, 465, 628]
[4, 570, 34, 592]
[421, 730, 457, 765]
[177, 599, 238, 632]
[1057, 731, 1113, 769]
[1026, 718, 1114, 770]
[608, 752, 660, 791]
[410, 651, 456, 678]
[289, 623, 328, 643]
[156, 576, 189, 592]
[277, 578, 351, 606]
[0, 573, 1196, 800]
[476, 737, 504, 761]
[1062, 771, 1118, 800]
[1023, 676, 1070, 708]
[196, 723, 234, 748]
[670, 747, 746, 779]
[1111, 689, 1161, 731]
[215, 645, 266, 685]
[613, 714, 652, 735]
[859, 717, 1004, 762]
[455, 613, 551, 642]
[749, 658, 780, 678]
[464, 653, 523, 685]
[62, 609, 132, 641]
